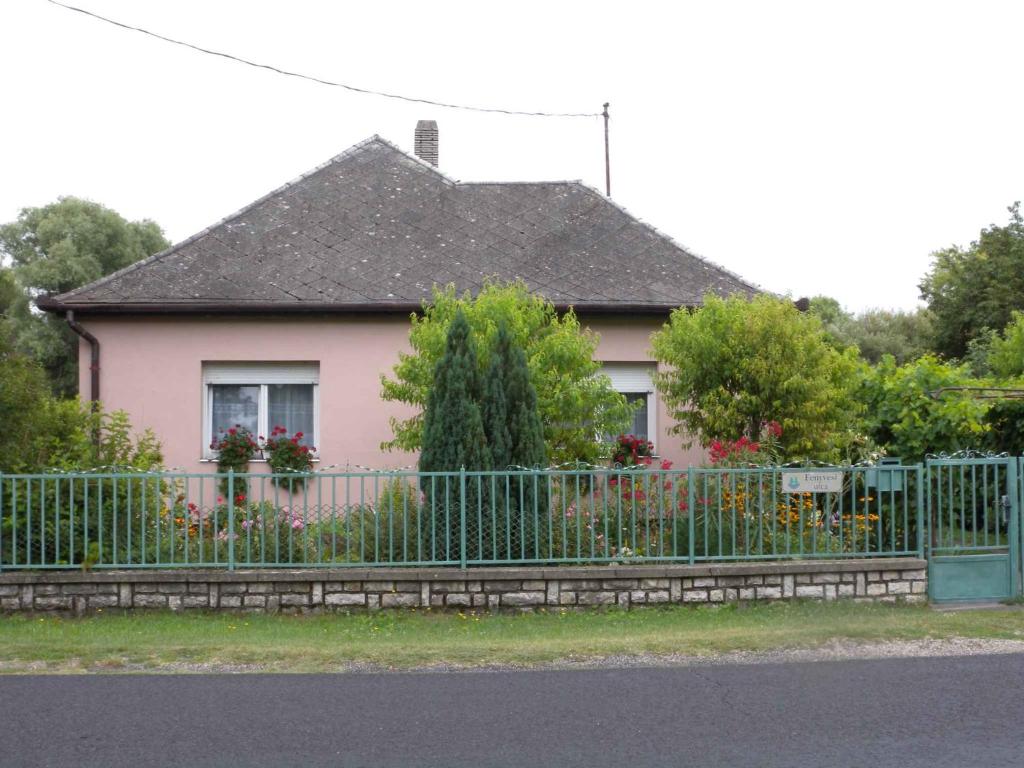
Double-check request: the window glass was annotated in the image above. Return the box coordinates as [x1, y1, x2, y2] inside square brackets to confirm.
[210, 385, 259, 439]
[624, 392, 649, 441]
[268, 384, 314, 446]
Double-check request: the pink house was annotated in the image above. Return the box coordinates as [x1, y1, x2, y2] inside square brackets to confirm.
[39, 123, 758, 473]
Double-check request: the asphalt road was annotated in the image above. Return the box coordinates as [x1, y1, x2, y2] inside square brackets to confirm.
[2, 654, 1023, 768]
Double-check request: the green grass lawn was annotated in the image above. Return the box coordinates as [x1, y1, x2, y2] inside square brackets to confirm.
[1, 602, 1023, 673]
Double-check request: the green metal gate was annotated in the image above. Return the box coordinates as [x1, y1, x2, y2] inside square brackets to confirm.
[926, 457, 1022, 602]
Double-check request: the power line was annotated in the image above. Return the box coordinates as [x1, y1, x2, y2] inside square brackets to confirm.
[46, 0, 602, 118]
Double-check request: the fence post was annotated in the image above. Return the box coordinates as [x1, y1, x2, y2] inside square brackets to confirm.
[227, 469, 235, 571]
[915, 465, 925, 558]
[1009, 459, 1020, 598]
[687, 466, 696, 565]
[0, 471, 4, 574]
[459, 465, 467, 569]
[1019, 458, 1024, 598]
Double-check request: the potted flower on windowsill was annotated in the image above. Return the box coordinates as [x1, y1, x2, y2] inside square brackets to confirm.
[263, 425, 315, 488]
[212, 425, 259, 495]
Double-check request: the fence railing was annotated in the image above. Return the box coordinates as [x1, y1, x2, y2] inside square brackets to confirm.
[0, 465, 924, 570]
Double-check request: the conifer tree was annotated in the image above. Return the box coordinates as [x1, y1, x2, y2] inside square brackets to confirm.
[419, 310, 490, 559]
[481, 321, 547, 557]
[481, 323, 513, 471]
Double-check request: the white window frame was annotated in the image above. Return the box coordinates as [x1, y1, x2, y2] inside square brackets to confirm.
[202, 363, 319, 460]
[601, 362, 658, 451]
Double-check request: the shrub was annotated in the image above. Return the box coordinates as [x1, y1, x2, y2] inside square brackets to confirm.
[651, 293, 862, 461]
[857, 354, 990, 461]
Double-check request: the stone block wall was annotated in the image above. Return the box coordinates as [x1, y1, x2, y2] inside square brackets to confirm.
[0, 558, 928, 614]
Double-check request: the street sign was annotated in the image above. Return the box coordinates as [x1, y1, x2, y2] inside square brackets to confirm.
[781, 471, 843, 493]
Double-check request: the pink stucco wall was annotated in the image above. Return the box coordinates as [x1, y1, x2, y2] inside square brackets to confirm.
[77, 314, 703, 474]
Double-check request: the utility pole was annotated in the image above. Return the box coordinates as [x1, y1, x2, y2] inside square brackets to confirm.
[603, 102, 611, 197]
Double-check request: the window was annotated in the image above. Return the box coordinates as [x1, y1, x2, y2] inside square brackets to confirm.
[203, 363, 319, 458]
[622, 392, 649, 441]
[601, 363, 657, 450]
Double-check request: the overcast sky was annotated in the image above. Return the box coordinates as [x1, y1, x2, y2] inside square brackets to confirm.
[2, 0, 1022, 311]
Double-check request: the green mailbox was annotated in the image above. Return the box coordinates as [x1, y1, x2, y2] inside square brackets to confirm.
[866, 457, 904, 492]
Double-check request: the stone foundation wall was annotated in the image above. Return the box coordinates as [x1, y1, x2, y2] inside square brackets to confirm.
[0, 558, 928, 614]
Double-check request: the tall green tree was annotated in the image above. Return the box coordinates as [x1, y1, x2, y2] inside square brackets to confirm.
[419, 310, 490, 475]
[0, 197, 170, 395]
[0, 268, 18, 317]
[651, 294, 862, 460]
[483, 322, 547, 471]
[985, 310, 1024, 378]
[419, 311, 490, 560]
[481, 321, 547, 558]
[809, 295, 934, 365]
[382, 281, 633, 464]
[919, 202, 1024, 359]
[0, 326, 52, 472]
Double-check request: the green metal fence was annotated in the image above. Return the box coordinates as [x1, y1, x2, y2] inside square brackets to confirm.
[0, 465, 924, 570]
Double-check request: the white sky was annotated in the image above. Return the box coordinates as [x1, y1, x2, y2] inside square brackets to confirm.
[2, 0, 1022, 311]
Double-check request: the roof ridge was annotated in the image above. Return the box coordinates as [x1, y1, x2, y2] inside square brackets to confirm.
[456, 180, 582, 186]
[569, 181, 766, 297]
[55, 135, 455, 302]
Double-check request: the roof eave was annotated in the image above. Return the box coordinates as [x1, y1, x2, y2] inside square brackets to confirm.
[36, 297, 686, 317]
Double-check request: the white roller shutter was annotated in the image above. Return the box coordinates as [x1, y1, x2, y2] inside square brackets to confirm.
[202, 362, 319, 385]
[600, 363, 655, 393]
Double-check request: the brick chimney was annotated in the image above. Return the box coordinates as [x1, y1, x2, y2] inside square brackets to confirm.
[414, 120, 438, 166]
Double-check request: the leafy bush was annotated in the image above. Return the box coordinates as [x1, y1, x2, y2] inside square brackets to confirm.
[652, 293, 863, 461]
[857, 354, 990, 461]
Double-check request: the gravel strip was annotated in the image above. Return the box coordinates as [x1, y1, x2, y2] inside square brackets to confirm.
[4, 637, 1024, 675]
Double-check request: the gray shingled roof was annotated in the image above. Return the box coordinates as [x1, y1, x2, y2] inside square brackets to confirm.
[41, 136, 758, 314]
